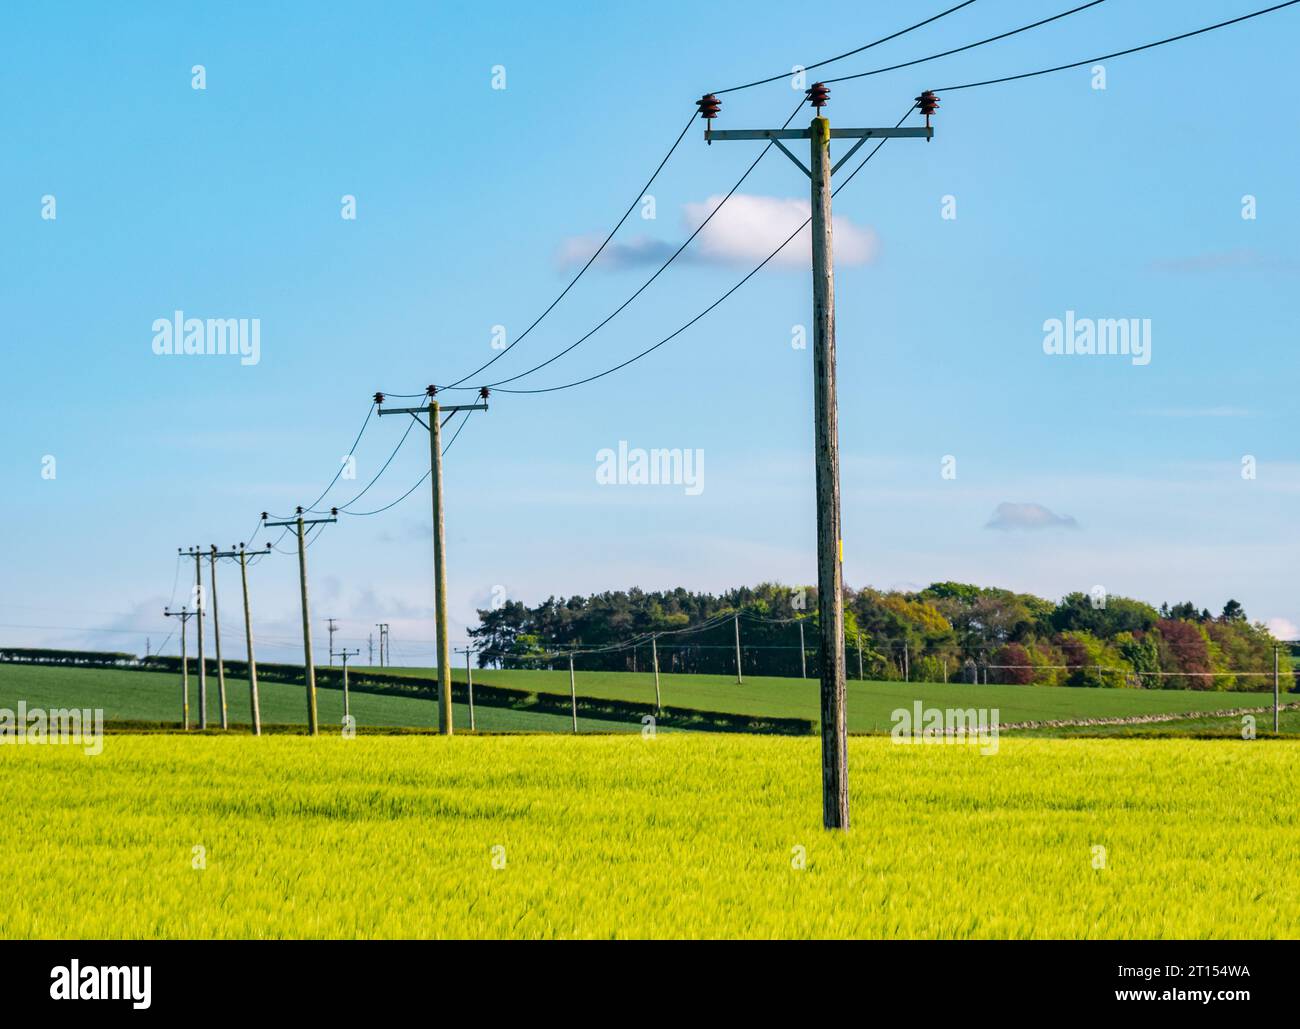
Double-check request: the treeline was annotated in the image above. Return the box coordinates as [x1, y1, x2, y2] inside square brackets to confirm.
[469, 583, 1294, 692]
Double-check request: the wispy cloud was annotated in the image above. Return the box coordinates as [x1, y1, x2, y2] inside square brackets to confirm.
[985, 502, 1079, 532]
[1138, 406, 1254, 418]
[1148, 248, 1297, 274]
[557, 194, 878, 271]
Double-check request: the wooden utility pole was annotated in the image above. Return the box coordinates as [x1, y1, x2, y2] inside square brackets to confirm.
[454, 646, 477, 730]
[568, 652, 578, 734]
[262, 506, 337, 735]
[239, 543, 265, 735]
[213, 542, 271, 735]
[327, 618, 339, 666]
[207, 546, 228, 729]
[375, 387, 487, 735]
[799, 620, 807, 679]
[181, 547, 208, 728]
[162, 605, 196, 729]
[734, 614, 743, 684]
[651, 634, 662, 713]
[337, 647, 360, 722]
[704, 84, 935, 829]
[466, 649, 475, 730]
[1274, 644, 1281, 734]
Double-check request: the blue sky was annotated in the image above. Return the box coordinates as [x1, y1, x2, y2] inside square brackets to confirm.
[2, 0, 1297, 664]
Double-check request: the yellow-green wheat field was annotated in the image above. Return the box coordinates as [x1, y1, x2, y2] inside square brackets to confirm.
[4, 734, 1298, 938]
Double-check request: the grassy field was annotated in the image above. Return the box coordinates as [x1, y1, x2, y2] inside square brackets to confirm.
[0, 664, 643, 733]
[378, 664, 1289, 731]
[2, 662, 1290, 735]
[2, 734, 1297, 938]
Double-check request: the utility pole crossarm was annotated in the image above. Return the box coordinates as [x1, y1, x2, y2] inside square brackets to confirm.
[377, 402, 487, 416]
[705, 126, 931, 142]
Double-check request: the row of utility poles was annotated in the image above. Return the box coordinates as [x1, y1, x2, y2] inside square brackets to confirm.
[163, 378, 488, 737]
[163, 542, 270, 733]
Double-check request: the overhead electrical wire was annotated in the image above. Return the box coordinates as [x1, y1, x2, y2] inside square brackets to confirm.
[471, 98, 805, 390]
[820, 0, 1109, 85]
[482, 0, 1300, 397]
[712, 0, 981, 94]
[442, 112, 698, 389]
[492, 104, 914, 395]
[933, 0, 1300, 91]
[341, 408, 474, 517]
[433, 0, 983, 393]
[452, 0, 1107, 394]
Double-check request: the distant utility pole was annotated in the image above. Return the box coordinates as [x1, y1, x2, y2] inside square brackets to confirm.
[181, 547, 208, 728]
[375, 623, 389, 667]
[701, 83, 937, 830]
[799, 620, 807, 680]
[456, 647, 477, 731]
[262, 506, 338, 735]
[368, 632, 374, 667]
[162, 605, 196, 729]
[734, 614, 743, 684]
[212, 542, 272, 735]
[337, 647, 360, 722]
[207, 546, 228, 729]
[651, 634, 662, 714]
[568, 652, 579, 734]
[327, 618, 339, 666]
[374, 386, 488, 735]
[1274, 644, 1281, 734]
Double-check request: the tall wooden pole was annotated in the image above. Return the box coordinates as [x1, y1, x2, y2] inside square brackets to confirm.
[180, 613, 190, 729]
[192, 550, 207, 729]
[857, 630, 864, 681]
[342, 652, 351, 721]
[811, 113, 848, 830]
[799, 620, 807, 679]
[208, 547, 228, 729]
[734, 614, 743, 684]
[651, 634, 661, 713]
[429, 400, 453, 735]
[568, 652, 578, 734]
[1274, 644, 1280, 734]
[295, 512, 318, 735]
[237, 546, 261, 736]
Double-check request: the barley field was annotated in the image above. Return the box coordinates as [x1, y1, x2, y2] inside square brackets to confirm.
[4, 734, 1297, 939]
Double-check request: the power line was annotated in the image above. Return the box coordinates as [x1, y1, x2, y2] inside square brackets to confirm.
[933, 0, 1300, 92]
[821, 0, 1109, 86]
[713, 0, 981, 94]
[442, 111, 698, 389]
[456, 3, 993, 393]
[473, 99, 805, 390]
[491, 105, 915, 395]
[303, 401, 376, 512]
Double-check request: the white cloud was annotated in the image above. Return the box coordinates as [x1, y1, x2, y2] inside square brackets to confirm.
[1266, 617, 1298, 641]
[556, 194, 878, 270]
[682, 193, 878, 268]
[985, 502, 1079, 532]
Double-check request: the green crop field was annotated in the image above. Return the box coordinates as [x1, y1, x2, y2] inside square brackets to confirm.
[0, 664, 643, 734]
[2, 734, 1297, 939]
[374, 664, 1289, 731]
[2, 662, 1290, 735]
